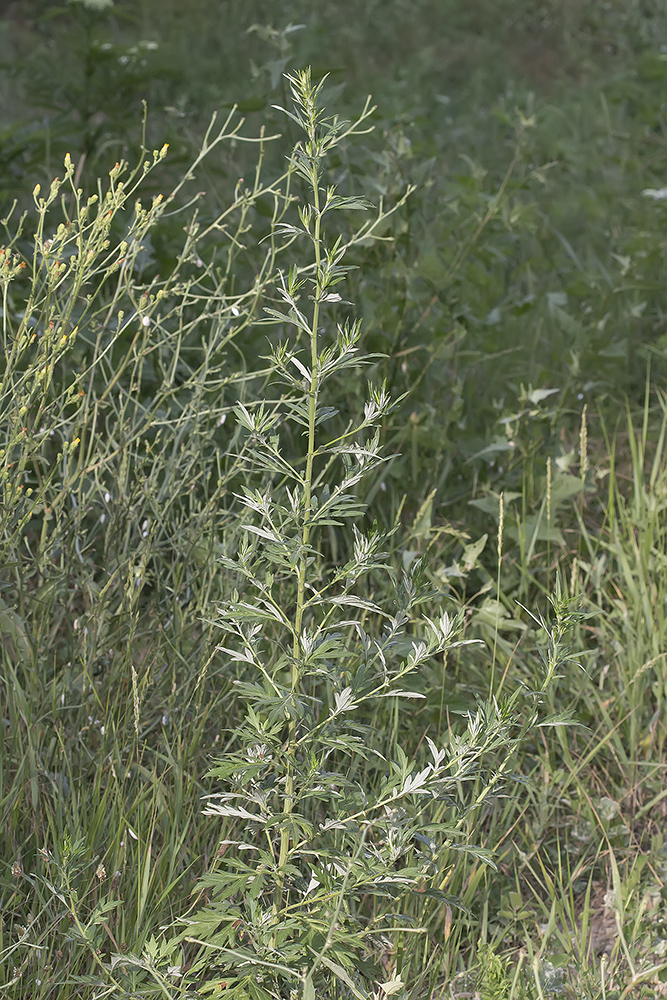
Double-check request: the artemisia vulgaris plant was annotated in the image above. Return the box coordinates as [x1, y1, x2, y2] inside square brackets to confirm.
[155, 71, 572, 1000]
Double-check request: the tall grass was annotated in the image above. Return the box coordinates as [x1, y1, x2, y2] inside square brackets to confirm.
[0, 104, 294, 997]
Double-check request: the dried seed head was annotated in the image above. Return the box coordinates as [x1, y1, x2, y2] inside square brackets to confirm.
[579, 404, 588, 483]
[497, 492, 504, 562]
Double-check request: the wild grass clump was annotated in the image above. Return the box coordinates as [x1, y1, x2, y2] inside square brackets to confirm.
[0, 102, 297, 996]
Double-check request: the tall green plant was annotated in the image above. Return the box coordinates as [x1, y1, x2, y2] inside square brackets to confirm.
[140, 71, 575, 1000]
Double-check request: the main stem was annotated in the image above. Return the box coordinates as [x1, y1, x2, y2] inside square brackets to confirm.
[274, 144, 323, 924]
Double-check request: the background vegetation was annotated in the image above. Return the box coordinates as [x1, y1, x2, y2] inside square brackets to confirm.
[2, 1, 667, 997]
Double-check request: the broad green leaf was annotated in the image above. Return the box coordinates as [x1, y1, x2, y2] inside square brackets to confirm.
[462, 532, 488, 571]
[303, 974, 316, 1000]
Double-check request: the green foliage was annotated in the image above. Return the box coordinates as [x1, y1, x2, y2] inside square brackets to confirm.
[0, 95, 300, 999]
[165, 73, 561, 1000]
[2, 2, 667, 998]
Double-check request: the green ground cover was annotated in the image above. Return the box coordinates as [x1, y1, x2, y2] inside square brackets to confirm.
[2, 2, 667, 997]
